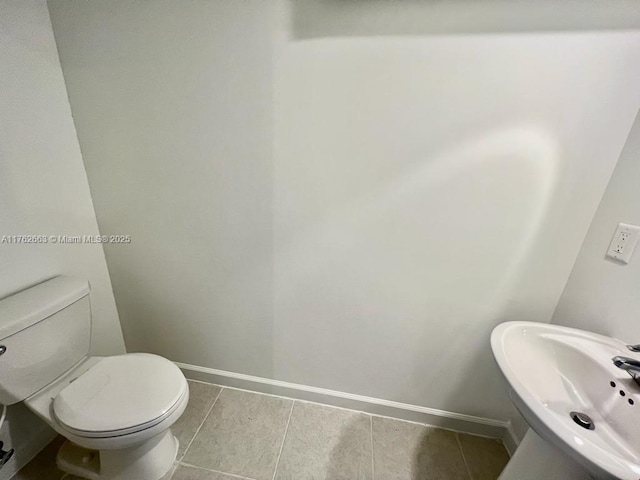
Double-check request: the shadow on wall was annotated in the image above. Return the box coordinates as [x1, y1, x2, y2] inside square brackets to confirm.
[275, 126, 558, 316]
[274, 125, 558, 416]
[289, 0, 640, 38]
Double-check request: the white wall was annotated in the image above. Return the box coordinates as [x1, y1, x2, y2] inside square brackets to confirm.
[552, 112, 640, 341]
[272, 14, 640, 425]
[48, 0, 640, 431]
[48, 0, 276, 376]
[0, 1, 125, 477]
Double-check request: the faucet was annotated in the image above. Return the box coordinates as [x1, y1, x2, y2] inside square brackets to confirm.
[612, 348, 640, 385]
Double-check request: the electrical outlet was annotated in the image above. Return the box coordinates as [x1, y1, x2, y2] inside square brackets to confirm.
[607, 223, 640, 264]
[614, 232, 630, 254]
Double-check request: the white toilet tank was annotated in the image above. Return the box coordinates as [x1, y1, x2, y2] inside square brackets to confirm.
[0, 276, 91, 405]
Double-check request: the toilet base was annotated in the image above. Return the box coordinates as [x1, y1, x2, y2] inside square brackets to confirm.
[56, 429, 178, 480]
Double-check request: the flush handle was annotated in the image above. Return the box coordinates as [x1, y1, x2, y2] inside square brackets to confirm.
[0, 441, 14, 467]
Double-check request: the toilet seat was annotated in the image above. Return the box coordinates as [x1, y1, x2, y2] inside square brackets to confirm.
[53, 353, 187, 439]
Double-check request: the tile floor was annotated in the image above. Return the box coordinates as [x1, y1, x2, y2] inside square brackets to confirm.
[13, 381, 510, 480]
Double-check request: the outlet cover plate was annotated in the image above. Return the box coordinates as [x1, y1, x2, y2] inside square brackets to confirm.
[606, 223, 640, 264]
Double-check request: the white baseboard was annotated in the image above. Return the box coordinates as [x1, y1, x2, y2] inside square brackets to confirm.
[502, 422, 520, 457]
[176, 362, 516, 444]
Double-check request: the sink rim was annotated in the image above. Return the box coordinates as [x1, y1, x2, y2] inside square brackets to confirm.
[491, 321, 640, 480]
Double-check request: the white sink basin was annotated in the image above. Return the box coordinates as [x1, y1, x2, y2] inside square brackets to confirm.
[491, 321, 640, 480]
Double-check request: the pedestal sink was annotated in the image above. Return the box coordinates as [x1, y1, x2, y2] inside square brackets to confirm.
[491, 321, 640, 480]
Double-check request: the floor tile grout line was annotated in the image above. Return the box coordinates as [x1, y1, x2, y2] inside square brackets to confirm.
[369, 414, 376, 480]
[178, 386, 224, 463]
[270, 400, 295, 480]
[178, 461, 259, 480]
[186, 379, 505, 443]
[455, 433, 474, 480]
[166, 460, 182, 480]
[21, 383, 506, 480]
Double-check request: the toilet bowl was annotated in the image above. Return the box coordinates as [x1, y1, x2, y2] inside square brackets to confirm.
[0, 277, 189, 480]
[26, 353, 189, 479]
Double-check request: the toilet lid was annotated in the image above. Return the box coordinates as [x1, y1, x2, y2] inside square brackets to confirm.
[53, 353, 186, 436]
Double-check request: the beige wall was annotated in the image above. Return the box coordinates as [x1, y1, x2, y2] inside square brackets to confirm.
[553, 112, 640, 341]
[0, 1, 125, 477]
[48, 0, 640, 437]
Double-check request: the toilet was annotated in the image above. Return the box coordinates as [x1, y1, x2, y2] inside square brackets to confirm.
[0, 276, 189, 480]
